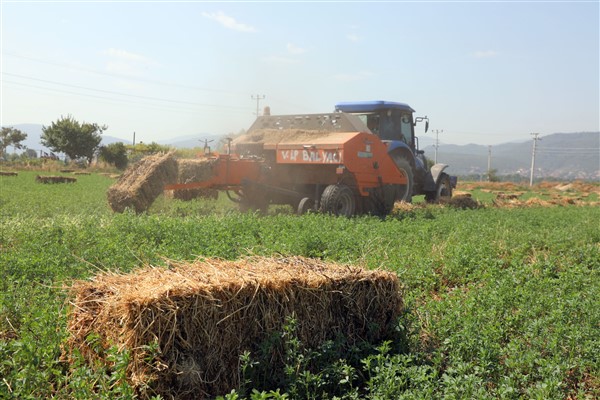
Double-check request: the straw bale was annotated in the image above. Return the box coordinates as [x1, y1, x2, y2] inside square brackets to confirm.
[107, 152, 177, 213]
[166, 158, 218, 200]
[36, 175, 77, 184]
[65, 256, 402, 399]
[176, 159, 216, 184]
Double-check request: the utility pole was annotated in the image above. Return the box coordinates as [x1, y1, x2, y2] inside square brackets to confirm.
[529, 133, 541, 187]
[251, 94, 266, 117]
[487, 145, 492, 182]
[432, 129, 443, 163]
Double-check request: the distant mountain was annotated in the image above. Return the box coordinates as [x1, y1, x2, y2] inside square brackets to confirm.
[4, 124, 598, 180]
[426, 132, 600, 180]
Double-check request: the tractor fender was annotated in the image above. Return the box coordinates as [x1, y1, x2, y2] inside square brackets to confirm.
[430, 163, 450, 184]
[386, 141, 415, 167]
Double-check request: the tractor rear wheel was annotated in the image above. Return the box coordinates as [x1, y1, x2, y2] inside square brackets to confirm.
[391, 155, 413, 203]
[320, 184, 356, 217]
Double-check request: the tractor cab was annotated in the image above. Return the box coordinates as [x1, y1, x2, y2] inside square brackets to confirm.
[335, 101, 428, 152]
[335, 100, 452, 203]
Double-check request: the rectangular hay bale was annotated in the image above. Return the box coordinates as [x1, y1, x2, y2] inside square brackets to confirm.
[107, 152, 177, 213]
[65, 256, 403, 399]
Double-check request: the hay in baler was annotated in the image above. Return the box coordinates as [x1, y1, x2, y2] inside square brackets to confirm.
[65, 256, 402, 399]
[166, 159, 218, 200]
[107, 152, 177, 213]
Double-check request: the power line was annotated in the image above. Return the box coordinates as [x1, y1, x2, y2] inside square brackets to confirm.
[2, 72, 252, 111]
[3, 51, 246, 96]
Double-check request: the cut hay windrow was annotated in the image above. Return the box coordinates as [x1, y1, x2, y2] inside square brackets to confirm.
[107, 152, 177, 213]
[36, 175, 77, 184]
[65, 256, 402, 399]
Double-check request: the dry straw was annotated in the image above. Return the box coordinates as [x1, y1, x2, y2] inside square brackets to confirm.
[166, 159, 218, 201]
[107, 152, 178, 213]
[65, 256, 403, 399]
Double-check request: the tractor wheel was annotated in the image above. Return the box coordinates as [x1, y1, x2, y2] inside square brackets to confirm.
[297, 197, 315, 215]
[435, 173, 453, 201]
[320, 184, 356, 217]
[391, 155, 413, 203]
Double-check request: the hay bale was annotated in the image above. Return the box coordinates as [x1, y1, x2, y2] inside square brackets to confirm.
[167, 159, 218, 201]
[0, 171, 18, 176]
[176, 159, 215, 184]
[73, 171, 91, 175]
[107, 152, 177, 213]
[36, 175, 77, 184]
[65, 256, 402, 399]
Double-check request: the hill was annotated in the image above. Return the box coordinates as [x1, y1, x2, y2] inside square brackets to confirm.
[3, 124, 598, 180]
[424, 132, 599, 181]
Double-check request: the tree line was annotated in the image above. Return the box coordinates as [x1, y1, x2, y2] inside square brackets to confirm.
[1, 115, 170, 169]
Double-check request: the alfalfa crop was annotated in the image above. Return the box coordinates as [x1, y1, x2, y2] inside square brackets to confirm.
[107, 152, 177, 213]
[64, 256, 403, 399]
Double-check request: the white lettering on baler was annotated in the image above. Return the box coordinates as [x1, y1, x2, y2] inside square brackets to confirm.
[279, 149, 340, 163]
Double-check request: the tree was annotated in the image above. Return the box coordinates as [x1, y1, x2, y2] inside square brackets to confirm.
[41, 116, 106, 164]
[0, 127, 28, 157]
[99, 142, 128, 169]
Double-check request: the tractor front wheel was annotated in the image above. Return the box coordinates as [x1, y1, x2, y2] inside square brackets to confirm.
[320, 184, 356, 217]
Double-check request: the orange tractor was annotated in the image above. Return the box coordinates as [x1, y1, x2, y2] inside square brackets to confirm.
[165, 101, 456, 217]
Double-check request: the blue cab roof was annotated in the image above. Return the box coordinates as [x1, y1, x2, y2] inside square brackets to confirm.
[335, 101, 415, 113]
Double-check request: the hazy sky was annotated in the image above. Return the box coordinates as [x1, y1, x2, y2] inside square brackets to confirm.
[1, 1, 598, 146]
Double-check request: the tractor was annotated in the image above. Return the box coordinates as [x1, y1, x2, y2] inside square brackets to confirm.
[159, 100, 456, 217]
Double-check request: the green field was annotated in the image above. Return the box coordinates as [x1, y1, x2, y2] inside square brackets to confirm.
[1, 171, 599, 399]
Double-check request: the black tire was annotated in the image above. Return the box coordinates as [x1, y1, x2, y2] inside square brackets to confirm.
[436, 173, 453, 200]
[391, 155, 413, 203]
[320, 184, 356, 217]
[297, 197, 314, 215]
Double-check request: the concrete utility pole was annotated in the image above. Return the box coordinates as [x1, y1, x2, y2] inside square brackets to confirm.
[529, 133, 541, 186]
[487, 145, 492, 182]
[251, 94, 266, 116]
[432, 129, 443, 163]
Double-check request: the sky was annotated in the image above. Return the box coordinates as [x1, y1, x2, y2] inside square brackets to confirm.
[1, 1, 599, 146]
